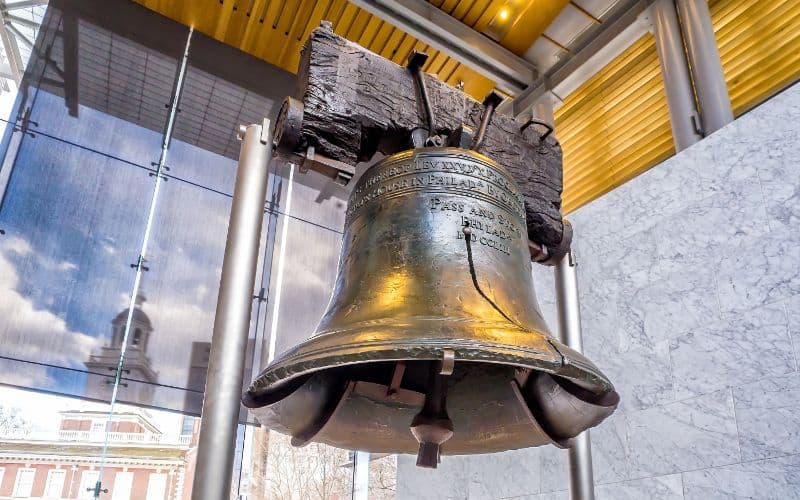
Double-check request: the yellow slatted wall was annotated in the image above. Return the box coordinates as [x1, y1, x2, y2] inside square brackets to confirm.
[555, 35, 675, 213]
[710, 0, 800, 115]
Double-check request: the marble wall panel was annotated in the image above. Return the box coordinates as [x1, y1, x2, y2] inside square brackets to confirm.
[669, 303, 795, 400]
[625, 389, 739, 479]
[595, 474, 684, 500]
[682, 454, 800, 500]
[467, 448, 541, 499]
[734, 371, 800, 461]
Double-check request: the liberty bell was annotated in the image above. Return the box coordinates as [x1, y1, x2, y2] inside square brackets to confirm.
[244, 25, 618, 468]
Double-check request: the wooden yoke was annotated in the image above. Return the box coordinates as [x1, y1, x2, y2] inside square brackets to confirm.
[272, 21, 571, 262]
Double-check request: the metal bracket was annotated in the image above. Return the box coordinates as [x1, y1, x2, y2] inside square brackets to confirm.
[520, 118, 554, 141]
[253, 287, 267, 303]
[690, 113, 705, 136]
[149, 162, 170, 181]
[88, 482, 108, 495]
[439, 349, 455, 375]
[299, 146, 356, 185]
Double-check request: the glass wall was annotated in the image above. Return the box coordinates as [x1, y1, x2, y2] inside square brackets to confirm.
[0, 0, 384, 498]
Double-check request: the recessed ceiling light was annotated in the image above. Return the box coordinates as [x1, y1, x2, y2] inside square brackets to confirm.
[497, 7, 510, 21]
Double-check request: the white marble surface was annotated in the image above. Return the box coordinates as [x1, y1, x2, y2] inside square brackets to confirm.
[538, 446, 568, 494]
[734, 371, 800, 461]
[467, 448, 541, 499]
[396, 454, 471, 499]
[668, 303, 795, 400]
[682, 454, 800, 500]
[625, 389, 739, 479]
[595, 474, 684, 500]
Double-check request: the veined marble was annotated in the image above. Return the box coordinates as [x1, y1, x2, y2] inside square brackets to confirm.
[682, 454, 800, 500]
[668, 302, 794, 400]
[595, 474, 683, 500]
[734, 371, 800, 461]
[625, 390, 739, 479]
[467, 448, 541, 500]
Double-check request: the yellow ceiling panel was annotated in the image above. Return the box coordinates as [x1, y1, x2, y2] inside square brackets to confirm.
[134, 0, 570, 100]
[501, 0, 570, 55]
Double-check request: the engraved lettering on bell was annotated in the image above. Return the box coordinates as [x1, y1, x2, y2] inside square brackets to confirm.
[244, 148, 619, 468]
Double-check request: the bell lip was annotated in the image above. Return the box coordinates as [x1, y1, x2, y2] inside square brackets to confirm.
[245, 325, 615, 405]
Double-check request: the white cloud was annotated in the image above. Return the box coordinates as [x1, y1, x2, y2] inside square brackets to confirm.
[0, 238, 100, 389]
[4, 235, 32, 256]
[58, 261, 78, 272]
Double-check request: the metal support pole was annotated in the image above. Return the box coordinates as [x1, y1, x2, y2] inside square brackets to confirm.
[651, 0, 703, 151]
[192, 121, 272, 500]
[352, 451, 370, 500]
[675, 0, 733, 132]
[554, 250, 595, 500]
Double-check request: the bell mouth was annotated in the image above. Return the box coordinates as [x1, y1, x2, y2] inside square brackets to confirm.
[243, 324, 619, 457]
[245, 319, 614, 401]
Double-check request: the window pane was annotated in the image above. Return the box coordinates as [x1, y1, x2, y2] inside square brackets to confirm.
[12, 468, 35, 497]
[0, 132, 151, 401]
[44, 469, 66, 498]
[78, 470, 100, 498]
[111, 471, 133, 500]
[261, 164, 346, 362]
[17, 3, 181, 168]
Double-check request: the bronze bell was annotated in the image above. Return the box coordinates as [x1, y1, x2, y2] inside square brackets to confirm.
[243, 147, 618, 467]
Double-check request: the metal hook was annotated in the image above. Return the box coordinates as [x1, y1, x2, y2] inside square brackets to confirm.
[520, 118, 554, 141]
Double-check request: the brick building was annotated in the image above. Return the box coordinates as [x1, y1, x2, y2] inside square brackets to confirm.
[0, 409, 197, 499]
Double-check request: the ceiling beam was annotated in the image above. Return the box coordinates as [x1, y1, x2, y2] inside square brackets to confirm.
[348, 0, 536, 94]
[510, 0, 655, 116]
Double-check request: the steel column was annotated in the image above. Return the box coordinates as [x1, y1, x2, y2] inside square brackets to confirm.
[675, 0, 733, 132]
[352, 451, 370, 500]
[554, 250, 595, 500]
[192, 121, 272, 500]
[651, 0, 703, 151]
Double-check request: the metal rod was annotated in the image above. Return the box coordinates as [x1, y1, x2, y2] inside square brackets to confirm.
[651, 0, 703, 151]
[192, 121, 272, 500]
[554, 250, 595, 500]
[675, 0, 733, 132]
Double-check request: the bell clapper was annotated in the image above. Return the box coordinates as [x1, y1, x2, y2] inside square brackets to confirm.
[410, 351, 456, 468]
